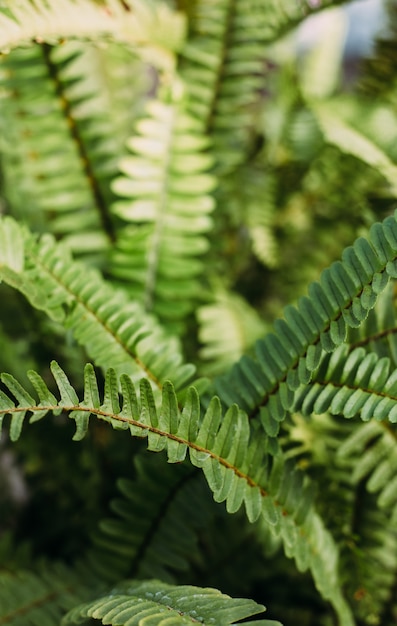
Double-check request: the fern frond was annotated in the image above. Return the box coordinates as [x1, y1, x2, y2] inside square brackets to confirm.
[216, 210, 397, 434]
[0, 562, 101, 626]
[312, 103, 397, 196]
[343, 502, 397, 626]
[0, 42, 116, 255]
[254, 0, 357, 43]
[294, 345, 397, 423]
[197, 289, 266, 376]
[347, 282, 397, 366]
[0, 216, 195, 391]
[179, 0, 353, 171]
[282, 409, 397, 624]
[110, 95, 216, 332]
[338, 420, 397, 524]
[0, 0, 185, 69]
[179, 0, 267, 171]
[90, 452, 216, 583]
[246, 173, 279, 268]
[62, 579, 274, 626]
[93, 450, 278, 599]
[311, 101, 397, 196]
[0, 361, 354, 624]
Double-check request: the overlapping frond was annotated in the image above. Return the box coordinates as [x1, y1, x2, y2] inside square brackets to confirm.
[94, 450, 276, 600]
[216, 211, 397, 435]
[338, 420, 397, 524]
[0, 0, 185, 68]
[90, 452, 216, 583]
[283, 411, 397, 624]
[62, 579, 274, 626]
[0, 360, 354, 623]
[254, 0, 357, 43]
[347, 282, 397, 366]
[0, 216, 195, 390]
[197, 289, 266, 376]
[179, 0, 268, 172]
[110, 95, 216, 332]
[179, 0, 354, 171]
[0, 562, 101, 626]
[294, 345, 397, 423]
[0, 42, 116, 256]
[342, 501, 397, 626]
[360, 0, 397, 99]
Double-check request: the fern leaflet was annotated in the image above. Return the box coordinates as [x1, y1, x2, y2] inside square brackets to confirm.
[0, 361, 354, 624]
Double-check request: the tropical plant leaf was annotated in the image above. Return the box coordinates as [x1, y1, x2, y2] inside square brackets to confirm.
[0, 361, 354, 624]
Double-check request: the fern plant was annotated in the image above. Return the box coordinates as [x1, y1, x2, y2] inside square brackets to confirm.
[1, 1, 397, 625]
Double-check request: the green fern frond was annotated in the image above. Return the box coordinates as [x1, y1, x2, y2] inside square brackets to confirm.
[338, 420, 397, 524]
[342, 502, 397, 626]
[0, 216, 195, 390]
[311, 101, 397, 196]
[254, 0, 356, 42]
[0, 0, 185, 67]
[90, 452, 216, 582]
[197, 289, 267, 376]
[246, 175, 279, 268]
[284, 411, 397, 625]
[0, 360, 354, 623]
[0, 562, 101, 626]
[216, 210, 397, 434]
[94, 449, 278, 599]
[179, 0, 353, 172]
[110, 94, 216, 331]
[294, 345, 397, 423]
[0, 42, 116, 255]
[62, 579, 275, 626]
[347, 282, 397, 366]
[179, 0, 268, 172]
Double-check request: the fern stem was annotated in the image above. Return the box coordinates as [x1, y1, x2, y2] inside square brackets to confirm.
[349, 325, 397, 351]
[41, 43, 115, 242]
[2, 403, 265, 492]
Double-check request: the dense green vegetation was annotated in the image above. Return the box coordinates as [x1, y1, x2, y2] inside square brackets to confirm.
[1, 1, 397, 625]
